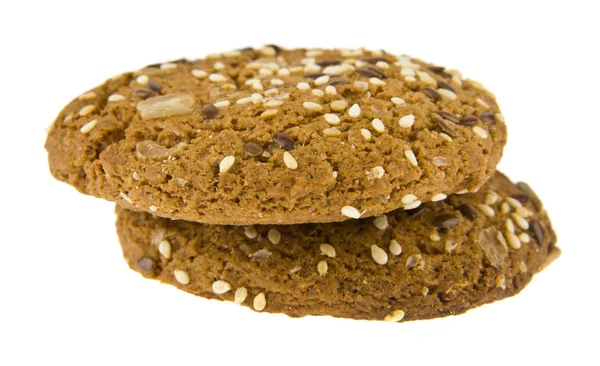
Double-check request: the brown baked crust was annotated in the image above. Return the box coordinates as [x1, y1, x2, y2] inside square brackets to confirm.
[47, 46, 506, 225]
[116, 172, 558, 322]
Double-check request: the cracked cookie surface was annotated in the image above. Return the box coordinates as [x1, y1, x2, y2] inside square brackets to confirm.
[47, 46, 507, 225]
[116, 172, 558, 322]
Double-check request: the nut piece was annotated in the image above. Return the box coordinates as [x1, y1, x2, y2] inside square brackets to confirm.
[136, 140, 181, 159]
[137, 94, 195, 119]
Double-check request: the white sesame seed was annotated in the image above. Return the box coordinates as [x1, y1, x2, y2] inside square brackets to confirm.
[160, 63, 177, 70]
[324, 113, 340, 125]
[119, 191, 133, 204]
[405, 150, 418, 167]
[501, 202, 511, 214]
[354, 81, 369, 91]
[244, 226, 258, 239]
[323, 65, 346, 75]
[149, 205, 158, 212]
[234, 287, 248, 304]
[416, 71, 436, 86]
[80, 119, 97, 133]
[252, 80, 264, 91]
[376, 60, 389, 69]
[259, 67, 273, 76]
[477, 204, 495, 217]
[302, 102, 322, 113]
[214, 100, 231, 108]
[505, 197, 523, 209]
[289, 66, 304, 73]
[108, 94, 126, 102]
[209, 73, 227, 82]
[431, 193, 447, 202]
[263, 99, 283, 108]
[173, 269, 190, 285]
[400, 68, 415, 77]
[277, 67, 290, 76]
[485, 191, 499, 205]
[519, 261, 528, 273]
[391, 97, 406, 106]
[260, 109, 278, 119]
[506, 231, 522, 249]
[264, 88, 279, 96]
[219, 155, 235, 174]
[360, 128, 372, 141]
[373, 215, 389, 230]
[317, 261, 328, 276]
[79, 92, 96, 101]
[511, 213, 530, 230]
[367, 166, 385, 179]
[136, 75, 149, 85]
[306, 49, 324, 57]
[301, 57, 316, 65]
[253, 292, 267, 311]
[371, 245, 388, 265]
[236, 96, 252, 105]
[384, 310, 405, 322]
[341, 206, 362, 219]
[314, 75, 330, 86]
[260, 46, 276, 56]
[213, 61, 225, 70]
[516, 207, 533, 218]
[325, 85, 337, 96]
[472, 126, 488, 139]
[496, 275, 507, 290]
[311, 89, 324, 97]
[430, 232, 440, 241]
[506, 218, 515, 233]
[320, 244, 336, 258]
[79, 105, 96, 117]
[212, 280, 232, 294]
[456, 189, 469, 195]
[330, 100, 348, 111]
[223, 50, 241, 57]
[476, 97, 490, 109]
[389, 240, 402, 256]
[191, 69, 208, 79]
[323, 127, 342, 137]
[404, 76, 417, 82]
[250, 93, 263, 104]
[267, 228, 281, 245]
[158, 240, 171, 259]
[438, 89, 457, 100]
[433, 157, 447, 166]
[371, 118, 385, 132]
[369, 77, 386, 86]
[399, 114, 415, 128]
[439, 133, 453, 142]
[497, 232, 508, 249]
[270, 78, 284, 86]
[304, 63, 322, 74]
[283, 151, 298, 170]
[402, 194, 418, 204]
[496, 113, 505, 122]
[245, 79, 258, 86]
[348, 104, 361, 118]
[519, 233, 531, 243]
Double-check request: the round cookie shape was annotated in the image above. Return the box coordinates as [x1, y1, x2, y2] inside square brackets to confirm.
[46, 46, 507, 225]
[116, 172, 559, 322]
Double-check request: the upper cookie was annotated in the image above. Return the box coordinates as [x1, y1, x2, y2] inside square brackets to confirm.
[117, 172, 559, 322]
[46, 46, 507, 225]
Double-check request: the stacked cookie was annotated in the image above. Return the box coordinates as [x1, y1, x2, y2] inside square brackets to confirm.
[45, 46, 559, 322]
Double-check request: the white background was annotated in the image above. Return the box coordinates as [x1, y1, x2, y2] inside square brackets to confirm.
[1, 1, 598, 365]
